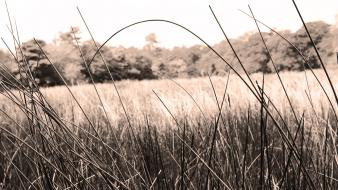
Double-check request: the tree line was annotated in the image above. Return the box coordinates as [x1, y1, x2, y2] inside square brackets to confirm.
[0, 21, 337, 87]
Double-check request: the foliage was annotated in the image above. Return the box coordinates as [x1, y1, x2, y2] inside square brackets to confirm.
[292, 21, 333, 69]
[14, 39, 64, 86]
[237, 32, 272, 73]
[0, 21, 337, 87]
[46, 27, 85, 85]
[81, 43, 158, 82]
[0, 15, 338, 188]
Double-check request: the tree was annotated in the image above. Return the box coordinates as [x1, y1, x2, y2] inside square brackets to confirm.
[46, 26, 84, 85]
[293, 21, 332, 69]
[79, 40, 114, 82]
[15, 39, 64, 86]
[153, 45, 206, 78]
[145, 33, 158, 46]
[56, 26, 81, 46]
[144, 33, 162, 57]
[196, 41, 230, 76]
[266, 30, 299, 71]
[82, 44, 157, 82]
[237, 32, 272, 73]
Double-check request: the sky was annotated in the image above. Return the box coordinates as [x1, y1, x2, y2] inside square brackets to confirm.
[0, 0, 338, 50]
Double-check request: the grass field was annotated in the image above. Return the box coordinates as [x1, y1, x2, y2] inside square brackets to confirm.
[0, 1, 338, 188]
[0, 67, 337, 189]
[2, 68, 337, 127]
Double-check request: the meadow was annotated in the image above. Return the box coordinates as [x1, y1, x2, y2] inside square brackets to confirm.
[0, 66, 337, 189]
[0, 1, 338, 189]
[1, 69, 337, 130]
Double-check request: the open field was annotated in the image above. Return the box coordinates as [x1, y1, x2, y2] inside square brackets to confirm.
[0, 0, 338, 188]
[1, 68, 337, 128]
[1, 68, 338, 126]
[0, 67, 337, 189]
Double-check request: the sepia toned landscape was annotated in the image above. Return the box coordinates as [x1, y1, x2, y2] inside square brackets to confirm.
[0, 0, 338, 189]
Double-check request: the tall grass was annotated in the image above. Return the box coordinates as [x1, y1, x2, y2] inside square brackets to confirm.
[0, 1, 338, 189]
[0, 71, 337, 189]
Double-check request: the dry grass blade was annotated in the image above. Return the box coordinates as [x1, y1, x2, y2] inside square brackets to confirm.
[0, 1, 337, 189]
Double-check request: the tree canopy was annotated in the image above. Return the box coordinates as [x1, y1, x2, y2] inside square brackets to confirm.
[0, 21, 337, 87]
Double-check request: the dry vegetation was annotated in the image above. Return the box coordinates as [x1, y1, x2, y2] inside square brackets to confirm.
[0, 1, 338, 189]
[0, 68, 337, 189]
[1, 69, 337, 129]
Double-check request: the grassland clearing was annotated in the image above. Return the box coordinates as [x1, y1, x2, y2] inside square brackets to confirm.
[0, 68, 337, 189]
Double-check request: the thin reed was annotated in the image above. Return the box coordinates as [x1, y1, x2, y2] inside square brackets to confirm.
[0, 1, 337, 189]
